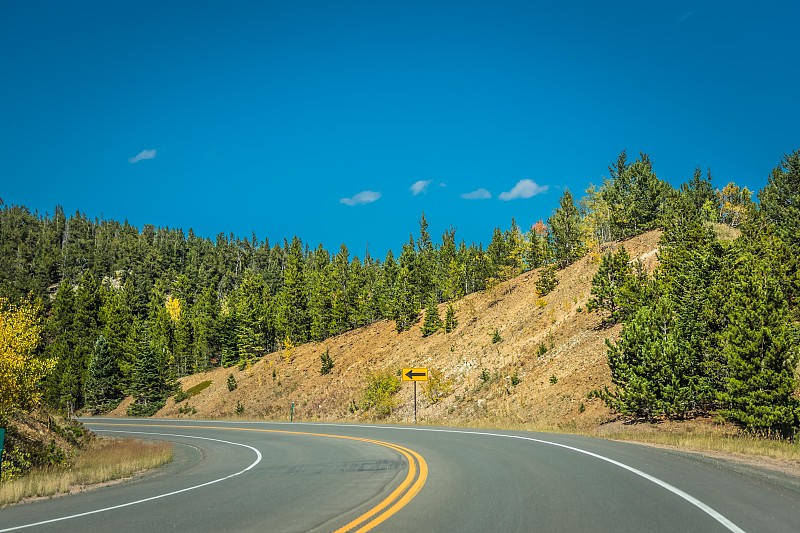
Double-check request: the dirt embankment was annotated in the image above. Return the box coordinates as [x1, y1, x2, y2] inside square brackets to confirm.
[113, 231, 662, 430]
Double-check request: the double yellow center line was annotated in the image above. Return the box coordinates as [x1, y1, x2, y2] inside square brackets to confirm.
[89, 423, 428, 532]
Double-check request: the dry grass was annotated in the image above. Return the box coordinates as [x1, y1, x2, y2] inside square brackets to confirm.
[600, 427, 800, 465]
[0, 438, 173, 507]
[416, 417, 800, 475]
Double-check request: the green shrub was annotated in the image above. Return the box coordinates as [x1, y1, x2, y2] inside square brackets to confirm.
[235, 401, 244, 415]
[173, 388, 189, 403]
[127, 399, 165, 417]
[361, 371, 401, 418]
[491, 329, 502, 343]
[421, 297, 443, 337]
[536, 265, 558, 296]
[422, 369, 454, 404]
[537, 343, 548, 356]
[549, 374, 558, 385]
[320, 349, 334, 375]
[227, 373, 238, 392]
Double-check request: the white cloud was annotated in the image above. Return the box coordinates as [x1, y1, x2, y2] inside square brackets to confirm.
[460, 188, 492, 200]
[499, 179, 548, 201]
[410, 180, 432, 196]
[340, 190, 381, 206]
[129, 149, 157, 163]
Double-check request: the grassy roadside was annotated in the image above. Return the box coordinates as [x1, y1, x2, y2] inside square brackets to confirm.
[0, 438, 173, 507]
[598, 427, 800, 466]
[418, 416, 800, 473]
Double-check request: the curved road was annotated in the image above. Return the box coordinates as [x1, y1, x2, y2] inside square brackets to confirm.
[1, 419, 798, 532]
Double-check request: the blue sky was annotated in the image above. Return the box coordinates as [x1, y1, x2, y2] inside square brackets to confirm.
[2, 1, 798, 259]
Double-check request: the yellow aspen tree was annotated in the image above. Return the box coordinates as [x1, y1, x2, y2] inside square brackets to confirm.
[0, 298, 55, 419]
[282, 336, 294, 364]
[165, 296, 182, 323]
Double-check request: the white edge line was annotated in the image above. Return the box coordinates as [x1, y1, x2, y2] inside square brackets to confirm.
[0, 430, 263, 532]
[78, 420, 746, 533]
[252, 421, 747, 533]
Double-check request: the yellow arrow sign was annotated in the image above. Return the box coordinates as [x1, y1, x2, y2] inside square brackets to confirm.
[402, 367, 428, 381]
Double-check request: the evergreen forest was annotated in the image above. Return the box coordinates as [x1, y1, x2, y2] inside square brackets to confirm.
[1, 150, 798, 435]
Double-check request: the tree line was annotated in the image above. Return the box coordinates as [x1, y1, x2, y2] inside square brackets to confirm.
[0, 149, 793, 429]
[589, 151, 799, 436]
[0, 203, 549, 414]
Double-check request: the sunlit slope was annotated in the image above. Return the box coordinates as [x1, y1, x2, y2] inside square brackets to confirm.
[143, 231, 661, 429]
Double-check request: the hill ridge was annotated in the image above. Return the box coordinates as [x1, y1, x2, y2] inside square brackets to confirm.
[116, 230, 662, 429]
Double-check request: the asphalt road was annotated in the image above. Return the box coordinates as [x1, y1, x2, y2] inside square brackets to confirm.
[1, 419, 798, 532]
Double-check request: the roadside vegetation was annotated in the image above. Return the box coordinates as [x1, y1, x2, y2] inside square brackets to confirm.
[0, 437, 172, 507]
[359, 371, 401, 418]
[600, 426, 800, 466]
[445, 418, 800, 468]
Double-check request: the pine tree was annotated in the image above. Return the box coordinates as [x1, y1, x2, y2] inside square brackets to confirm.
[602, 151, 669, 239]
[191, 286, 220, 370]
[523, 220, 549, 270]
[99, 282, 135, 390]
[757, 149, 800, 307]
[535, 265, 558, 296]
[444, 303, 458, 333]
[148, 289, 176, 384]
[415, 213, 436, 302]
[437, 227, 458, 297]
[308, 244, 332, 341]
[219, 295, 239, 368]
[758, 150, 800, 255]
[347, 257, 370, 327]
[58, 271, 101, 412]
[420, 296, 443, 337]
[276, 237, 310, 343]
[442, 259, 465, 302]
[392, 267, 419, 332]
[602, 220, 724, 419]
[374, 249, 398, 319]
[43, 281, 76, 408]
[84, 334, 122, 413]
[127, 323, 171, 417]
[602, 299, 700, 418]
[486, 227, 509, 283]
[329, 244, 351, 335]
[548, 190, 585, 268]
[587, 246, 636, 325]
[716, 242, 799, 435]
[683, 167, 717, 217]
[234, 269, 269, 368]
[173, 305, 194, 376]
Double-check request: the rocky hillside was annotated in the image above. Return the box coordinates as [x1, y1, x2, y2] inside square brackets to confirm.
[114, 231, 661, 430]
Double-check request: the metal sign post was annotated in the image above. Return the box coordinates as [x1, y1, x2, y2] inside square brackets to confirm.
[414, 381, 417, 424]
[402, 368, 429, 425]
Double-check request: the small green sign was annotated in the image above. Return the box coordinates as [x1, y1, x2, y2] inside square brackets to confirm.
[0, 427, 5, 476]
